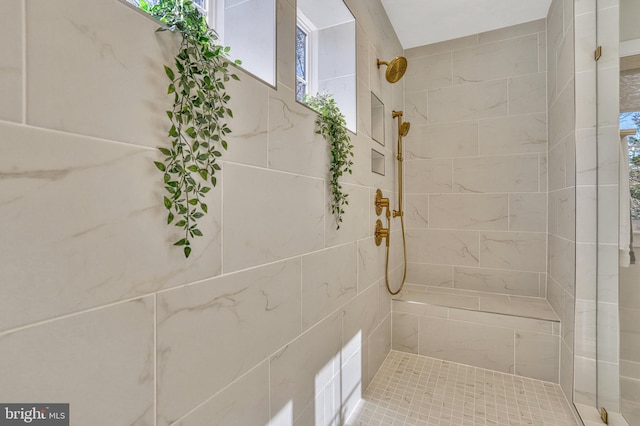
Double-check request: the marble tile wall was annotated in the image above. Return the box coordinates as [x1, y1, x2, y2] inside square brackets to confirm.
[0, 0, 402, 424]
[391, 299, 561, 383]
[546, 0, 577, 405]
[404, 19, 549, 299]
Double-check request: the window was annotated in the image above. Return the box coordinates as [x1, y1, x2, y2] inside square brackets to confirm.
[622, 112, 640, 221]
[130, 0, 276, 86]
[296, 0, 356, 132]
[296, 25, 309, 102]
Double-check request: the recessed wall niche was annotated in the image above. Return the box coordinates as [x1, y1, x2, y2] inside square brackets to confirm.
[371, 92, 385, 145]
[371, 149, 385, 175]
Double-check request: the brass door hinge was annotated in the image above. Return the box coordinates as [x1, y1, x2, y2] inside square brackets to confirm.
[595, 46, 603, 61]
[600, 407, 608, 424]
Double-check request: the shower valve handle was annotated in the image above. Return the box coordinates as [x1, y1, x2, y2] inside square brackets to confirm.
[374, 219, 390, 247]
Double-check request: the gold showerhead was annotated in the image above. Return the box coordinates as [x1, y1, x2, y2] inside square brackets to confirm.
[377, 56, 408, 83]
[400, 122, 410, 137]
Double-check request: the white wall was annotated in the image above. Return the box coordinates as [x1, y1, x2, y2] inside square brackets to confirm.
[0, 0, 403, 424]
[546, 0, 577, 403]
[402, 20, 548, 298]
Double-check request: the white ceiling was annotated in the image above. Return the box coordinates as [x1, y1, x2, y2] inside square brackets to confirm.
[380, 0, 553, 49]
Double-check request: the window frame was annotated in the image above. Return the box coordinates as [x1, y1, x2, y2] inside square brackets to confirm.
[295, 12, 317, 102]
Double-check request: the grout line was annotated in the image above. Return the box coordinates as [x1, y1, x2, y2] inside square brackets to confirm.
[21, 0, 27, 124]
[154, 293, 158, 426]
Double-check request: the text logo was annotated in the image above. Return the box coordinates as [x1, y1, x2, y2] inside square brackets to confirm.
[0, 404, 68, 426]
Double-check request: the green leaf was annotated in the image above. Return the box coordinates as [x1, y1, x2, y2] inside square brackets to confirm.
[163, 196, 172, 209]
[159, 147, 171, 156]
[186, 127, 197, 138]
[192, 229, 203, 237]
[175, 220, 186, 227]
[154, 161, 166, 172]
[168, 84, 175, 94]
[167, 212, 175, 224]
[184, 246, 192, 258]
[164, 65, 175, 80]
[188, 198, 198, 205]
[201, 203, 208, 213]
[174, 238, 187, 246]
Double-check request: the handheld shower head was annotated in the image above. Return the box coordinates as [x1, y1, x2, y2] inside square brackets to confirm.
[377, 56, 408, 83]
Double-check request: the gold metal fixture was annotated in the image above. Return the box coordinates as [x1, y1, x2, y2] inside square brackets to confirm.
[374, 110, 412, 295]
[375, 189, 390, 217]
[392, 111, 410, 220]
[595, 46, 602, 61]
[374, 219, 389, 247]
[600, 407, 608, 424]
[377, 56, 408, 83]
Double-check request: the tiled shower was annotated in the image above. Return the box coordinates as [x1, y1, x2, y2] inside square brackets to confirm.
[0, 0, 622, 425]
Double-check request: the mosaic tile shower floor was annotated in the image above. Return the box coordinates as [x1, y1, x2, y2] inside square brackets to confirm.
[346, 351, 580, 426]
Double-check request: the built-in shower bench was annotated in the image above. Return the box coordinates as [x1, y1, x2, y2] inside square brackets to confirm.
[391, 285, 561, 383]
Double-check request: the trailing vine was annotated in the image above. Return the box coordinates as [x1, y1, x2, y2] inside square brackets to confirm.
[140, 0, 240, 257]
[306, 93, 354, 229]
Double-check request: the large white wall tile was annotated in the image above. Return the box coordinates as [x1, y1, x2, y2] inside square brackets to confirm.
[405, 158, 453, 193]
[549, 80, 576, 146]
[0, 297, 154, 425]
[406, 121, 479, 160]
[175, 361, 270, 426]
[478, 114, 547, 155]
[429, 194, 509, 231]
[428, 80, 508, 123]
[406, 263, 454, 287]
[404, 52, 452, 92]
[419, 316, 514, 373]
[515, 331, 560, 382]
[343, 284, 380, 360]
[268, 85, 328, 178]
[223, 163, 324, 272]
[222, 76, 269, 167]
[325, 184, 370, 247]
[156, 259, 301, 425]
[549, 235, 576, 293]
[0, 123, 220, 332]
[404, 90, 429, 126]
[480, 231, 547, 272]
[478, 19, 546, 44]
[302, 244, 357, 331]
[368, 313, 391, 384]
[453, 155, 540, 193]
[509, 73, 547, 115]
[408, 229, 480, 267]
[452, 35, 539, 84]
[270, 312, 342, 423]
[454, 267, 541, 297]
[0, 1, 22, 123]
[276, 0, 295, 89]
[27, 0, 176, 146]
[392, 312, 419, 353]
[509, 193, 547, 232]
[405, 194, 430, 229]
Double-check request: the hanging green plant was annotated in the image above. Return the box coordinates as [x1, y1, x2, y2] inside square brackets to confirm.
[305, 92, 354, 229]
[140, 0, 240, 258]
